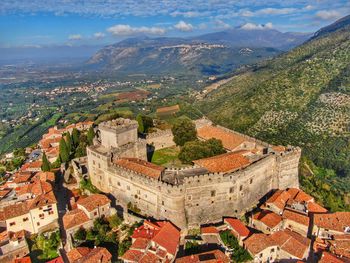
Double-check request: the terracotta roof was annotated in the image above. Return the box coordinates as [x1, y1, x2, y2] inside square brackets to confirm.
[282, 209, 310, 226]
[0, 202, 29, 219]
[0, 189, 11, 199]
[197, 125, 250, 151]
[130, 238, 150, 250]
[67, 247, 92, 262]
[46, 256, 64, 263]
[76, 194, 110, 212]
[252, 210, 283, 228]
[75, 247, 112, 263]
[201, 226, 219, 235]
[314, 212, 350, 233]
[328, 238, 350, 259]
[32, 171, 55, 183]
[244, 230, 310, 259]
[21, 161, 42, 171]
[114, 158, 165, 180]
[12, 172, 33, 184]
[224, 218, 250, 237]
[265, 190, 291, 211]
[307, 202, 328, 214]
[319, 252, 345, 263]
[14, 257, 32, 263]
[244, 233, 276, 255]
[193, 152, 250, 173]
[17, 180, 53, 197]
[63, 209, 90, 230]
[129, 221, 180, 256]
[121, 249, 144, 262]
[175, 249, 230, 263]
[139, 251, 160, 263]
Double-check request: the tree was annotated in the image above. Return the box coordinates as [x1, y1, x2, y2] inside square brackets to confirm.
[136, 114, 145, 133]
[74, 227, 87, 241]
[179, 138, 225, 164]
[41, 152, 51, 172]
[65, 132, 72, 153]
[142, 115, 154, 133]
[171, 118, 197, 146]
[59, 137, 69, 163]
[72, 128, 80, 147]
[87, 127, 95, 146]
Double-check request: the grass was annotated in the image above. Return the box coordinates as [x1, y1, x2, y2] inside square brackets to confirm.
[151, 146, 181, 166]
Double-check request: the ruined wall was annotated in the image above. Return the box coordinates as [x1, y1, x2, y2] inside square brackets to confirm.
[146, 130, 175, 150]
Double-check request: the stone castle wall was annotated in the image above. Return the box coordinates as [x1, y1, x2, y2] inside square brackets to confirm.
[146, 129, 175, 150]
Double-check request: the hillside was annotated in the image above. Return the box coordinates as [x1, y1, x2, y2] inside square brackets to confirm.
[198, 16, 350, 211]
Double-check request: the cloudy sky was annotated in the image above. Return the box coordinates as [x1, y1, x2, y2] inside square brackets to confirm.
[0, 0, 349, 47]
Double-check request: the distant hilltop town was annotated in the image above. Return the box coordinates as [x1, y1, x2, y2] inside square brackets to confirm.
[87, 117, 301, 229]
[0, 116, 349, 263]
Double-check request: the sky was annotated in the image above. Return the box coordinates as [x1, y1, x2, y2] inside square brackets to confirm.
[0, 0, 349, 48]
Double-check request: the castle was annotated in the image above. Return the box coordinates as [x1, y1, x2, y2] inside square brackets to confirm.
[87, 118, 301, 229]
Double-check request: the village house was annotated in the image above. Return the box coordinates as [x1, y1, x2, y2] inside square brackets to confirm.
[224, 218, 251, 245]
[66, 246, 112, 263]
[121, 220, 180, 263]
[175, 249, 230, 263]
[251, 210, 283, 234]
[62, 194, 111, 250]
[313, 212, 350, 238]
[243, 230, 310, 263]
[0, 230, 29, 263]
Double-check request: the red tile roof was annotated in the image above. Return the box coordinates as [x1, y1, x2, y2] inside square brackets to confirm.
[318, 252, 345, 263]
[14, 257, 32, 263]
[139, 251, 160, 263]
[314, 212, 350, 233]
[307, 202, 328, 214]
[115, 158, 165, 180]
[21, 161, 42, 171]
[193, 152, 250, 173]
[224, 218, 250, 237]
[265, 190, 291, 211]
[197, 125, 250, 151]
[282, 209, 310, 226]
[130, 238, 149, 250]
[67, 247, 91, 262]
[175, 249, 230, 263]
[252, 210, 283, 228]
[244, 230, 310, 259]
[46, 256, 64, 263]
[75, 247, 112, 263]
[120, 249, 144, 262]
[76, 194, 110, 212]
[63, 209, 90, 230]
[201, 226, 219, 235]
[32, 171, 55, 183]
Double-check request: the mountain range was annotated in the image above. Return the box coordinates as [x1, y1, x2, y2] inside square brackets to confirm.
[86, 28, 311, 76]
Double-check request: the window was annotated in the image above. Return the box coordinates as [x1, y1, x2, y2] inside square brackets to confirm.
[10, 222, 16, 226]
[98, 163, 101, 168]
[211, 190, 216, 197]
[271, 248, 275, 252]
[94, 212, 97, 216]
[162, 201, 164, 206]
[117, 181, 121, 186]
[240, 185, 243, 191]
[188, 195, 192, 201]
[37, 222, 40, 226]
[23, 217, 29, 222]
[250, 178, 253, 184]
[229, 187, 234, 193]
[93, 160, 96, 165]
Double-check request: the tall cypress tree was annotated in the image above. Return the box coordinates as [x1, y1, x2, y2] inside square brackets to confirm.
[72, 128, 80, 147]
[66, 132, 72, 153]
[136, 114, 144, 133]
[87, 127, 95, 146]
[59, 137, 69, 163]
[41, 152, 51, 172]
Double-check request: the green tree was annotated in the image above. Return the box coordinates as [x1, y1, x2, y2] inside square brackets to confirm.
[59, 137, 69, 163]
[74, 227, 87, 241]
[87, 127, 95, 146]
[41, 152, 51, 172]
[171, 118, 197, 146]
[179, 138, 225, 163]
[136, 114, 145, 133]
[65, 132, 72, 153]
[72, 128, 80, 147]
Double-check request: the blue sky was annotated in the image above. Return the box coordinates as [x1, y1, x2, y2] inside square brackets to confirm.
[0, 0, 349, 47]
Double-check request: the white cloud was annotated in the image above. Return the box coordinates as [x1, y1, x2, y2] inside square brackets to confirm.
[170, 11, 204, 18]
[241, 22, 274, 30]
[315, 10, 342, 20]
[93, 32, 105, 39]
[174, 21, 193, 32]
[68, 34, 82, 40]
[107, 24, 166, 36]
[214, 20, 231, 29]
[255, 7, 296, 15]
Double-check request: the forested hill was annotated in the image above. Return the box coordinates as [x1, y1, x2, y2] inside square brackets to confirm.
[197, 15, 350, 211]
